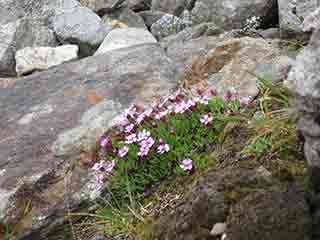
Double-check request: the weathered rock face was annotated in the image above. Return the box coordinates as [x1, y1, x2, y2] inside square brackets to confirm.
[226, 187, 311, 240]
[15, 45, 79, 76]
[80, 0, 127, 14]
[151, 0, 189, 16]
[95, 28, 156, 55]
[167, 36, 286, 98]
[278, 0, 319, 35]
[0, 43, 179, 239]
[151, 13, 191, 40]
[102, 6, 147, 29]
[128, 0, 151, 11]
[146, 165, 311, 240]
[0, 18, 57, 77]
[289, 7, 320, 190]
[51, 6, 110, 56]
[139, 10, 167, 28]
[191, 0, 277, 29]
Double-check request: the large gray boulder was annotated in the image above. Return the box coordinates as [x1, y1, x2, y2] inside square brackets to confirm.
[191, 0, 277, 30]
[51, 6, 110, 56]
[0, 18, 57, 77]
[289, 7, 320, 190]
[95, 28, 156, 55]
[278, 0, 319, 35]
[0, 43, 179, 239]
[166, 36, 286, 98]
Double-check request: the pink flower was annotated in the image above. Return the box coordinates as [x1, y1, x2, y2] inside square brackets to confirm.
[180, 159, 193, 171]
[157, 138, 170, 154]
[100, 137, 109, 148]
[92, 160, 116, 173]
[137, 129, 151, 142]
[125, 123, 135, 133]
[126, 133, 137, 144]
[118, 146, 129, 158]
[105, 160, 116, 173]
[200, 114, 213, 126]
[239, 96, 251, 107]
[138, 137, 155, 157]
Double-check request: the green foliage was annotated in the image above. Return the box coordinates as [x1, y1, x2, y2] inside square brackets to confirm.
[105, 96, 243, 207]
[244, 136, 272, 160]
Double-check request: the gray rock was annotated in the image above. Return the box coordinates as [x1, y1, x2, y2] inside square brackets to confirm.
[191, 0, 277, 30]
[80, 0, 127, 14]
[0, 18, 57, 77]
[278, 0, 318, 35]
[128, 0, 151, 11]
[258, 28, 280, 39]
[227, 187, 311, 240]
[210, 222, 227, 236]
[51, 6, 110, 56]
[146, 165, 279, 240]
[290, 7, 320, 189]
[95, 28, 156, 55]
[0, 43, 179, 239]
[167, 36, 284, 98]
[151, 14, 190, 40]
[15, 45, 79, 76]
[139, 10, 167, 28]
[102, 6, 147, 29]
[151, 0, 188, 16]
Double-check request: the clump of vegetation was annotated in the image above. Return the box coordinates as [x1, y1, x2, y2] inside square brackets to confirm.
[73, 79, 307, 239]
[91, 88, 249, 207]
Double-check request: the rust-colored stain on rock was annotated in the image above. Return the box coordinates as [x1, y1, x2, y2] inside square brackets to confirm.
[87, 90, 104, 105]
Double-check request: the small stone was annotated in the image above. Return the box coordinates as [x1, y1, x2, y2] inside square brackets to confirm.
[210, 222, 227, 236]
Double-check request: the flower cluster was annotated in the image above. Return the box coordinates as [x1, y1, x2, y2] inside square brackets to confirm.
[91, 87, 248, 194]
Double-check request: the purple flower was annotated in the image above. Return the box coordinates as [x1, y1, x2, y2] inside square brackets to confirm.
[155, 110, 169, 120]
[224, 88, 238, 102]
[180, 159, 193, 171]
[137, 129, 151, 142]
[125, 124, 135, 133]
[200, 114, 213, 126]
[239, 96, 251, 108]
[126, 133, 137, 144]
[175, 100, 190, 113]
[118, 146, 129, 158]
[105, 160, 116, 173]
[100, 137, 109, 148]
[92, 160, 116, 173]
[124, 104, 137, 118]
[138, 136, 155, 157]
[95, 174, 104, 190]
[157, 138, 170, 154]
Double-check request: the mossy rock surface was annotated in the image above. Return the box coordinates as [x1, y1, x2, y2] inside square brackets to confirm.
[142, 163, 302, 240]
[227, 186, 311, 240]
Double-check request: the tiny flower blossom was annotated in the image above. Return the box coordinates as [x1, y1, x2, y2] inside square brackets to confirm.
[100, 137, 109, 148]
[95, 174, 104, 190]
[175, 100, 190, 113]
[199, 95, 209, 105]
[180, 159, 193, 171]
[200, 114, 213, 126]
[138, 137, 155, 157]
[118, 146, 129, 158]
[105, 160, 116, 173]
[124, 104, 137, 118]
[239, 96, 251, 107]
[125, 123, 135, 133]
[92, 161, 105, 172]
[126, 133, 137, 144]
[157, 138, 170, 154]
[137, 129, 151, 142]
[155, 110, 169, 120]
[118, 115, 130, 127]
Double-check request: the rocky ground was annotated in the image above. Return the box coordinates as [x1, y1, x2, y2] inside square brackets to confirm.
[1, 0, 320, 240]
